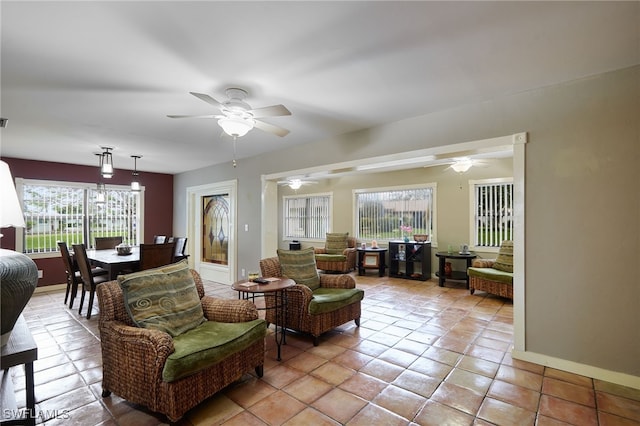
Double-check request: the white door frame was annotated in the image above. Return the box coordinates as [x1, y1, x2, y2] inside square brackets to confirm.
[185, 179, 237, 285]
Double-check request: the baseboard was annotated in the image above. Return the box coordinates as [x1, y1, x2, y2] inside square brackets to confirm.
[34, 283, 66, 294]
[512, 349, 640, 390]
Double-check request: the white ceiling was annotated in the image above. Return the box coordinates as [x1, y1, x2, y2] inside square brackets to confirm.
[1, 1, 638, 174]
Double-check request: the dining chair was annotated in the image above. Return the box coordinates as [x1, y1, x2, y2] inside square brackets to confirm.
[153, 235, 167, 244]
[139, 242, 176, 271]
[72, 243, 110, 319]
[94, 236, 123, 250]
[173, 237, 188, 262]
[58, 241, 108, 309]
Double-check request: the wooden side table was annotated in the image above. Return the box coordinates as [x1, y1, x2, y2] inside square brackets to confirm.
[1, 315, 37, 426]
[357, 247, 387, 277]
[435, 252, 477, 289]
[232, 278, 294, 361]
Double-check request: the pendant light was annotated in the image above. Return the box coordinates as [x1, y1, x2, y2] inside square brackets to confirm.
[95, 183, 106, 204]
[100, 147, 114, 178]
[130, 155, 141, 192]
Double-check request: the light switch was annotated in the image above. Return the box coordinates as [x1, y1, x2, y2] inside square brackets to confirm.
[244, 224, 249, 232]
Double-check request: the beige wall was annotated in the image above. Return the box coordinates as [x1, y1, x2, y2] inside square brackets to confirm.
[175, 65, 640, 384]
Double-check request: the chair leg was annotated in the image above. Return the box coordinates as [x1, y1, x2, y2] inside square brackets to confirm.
[255, 365, 264, 377]
[63, 277, 71, 305]
[69, 279, 79, 309]
[86, 286, 96, 319]
[78, 284, 86, 316]
[354, 317, 360, 327]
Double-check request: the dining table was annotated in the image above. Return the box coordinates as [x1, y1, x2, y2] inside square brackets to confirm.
[86, 247, 140, 280]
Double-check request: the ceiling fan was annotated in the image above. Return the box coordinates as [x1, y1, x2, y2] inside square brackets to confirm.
[168, 88, 291, 138]
[277, 178, 317, 190]
[443, 157, 488, 173]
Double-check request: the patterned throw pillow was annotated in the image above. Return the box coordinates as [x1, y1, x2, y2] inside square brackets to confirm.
[325, 232, 349, 255]
[119, 260, 205, 337]
[277, 247, 321, 290]
[493, 240, 514, 273]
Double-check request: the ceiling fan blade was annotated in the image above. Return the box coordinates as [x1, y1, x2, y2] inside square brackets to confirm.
[190, 92, 222, 108]
[249, 104, 291, 118]
[167, 114, 218, 119]
[254, 120, 290, 137]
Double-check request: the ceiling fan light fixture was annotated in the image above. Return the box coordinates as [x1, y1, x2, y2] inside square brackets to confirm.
[451, 159, 473, 173]
[218, 116, 254, 137]
[288, 179, 303, 190]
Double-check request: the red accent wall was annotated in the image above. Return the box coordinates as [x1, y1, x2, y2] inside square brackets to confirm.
[0, 157, 173, 287]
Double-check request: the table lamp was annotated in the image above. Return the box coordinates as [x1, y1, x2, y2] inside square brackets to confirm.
[0, 160, 38, 347]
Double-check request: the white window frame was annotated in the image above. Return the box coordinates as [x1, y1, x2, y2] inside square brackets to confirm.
[282, 192, 333, 242]
[14, 178, 144, 258]
[353, 183, 437, 244]
[468, 177, 513, 253]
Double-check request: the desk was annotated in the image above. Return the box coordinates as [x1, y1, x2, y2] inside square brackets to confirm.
[86, 247, 140, 280]
[1, 315, 37, 426]
[357, 247, 387, 277]
[232, 278, 294, 361]
[435, 252, 477, 288]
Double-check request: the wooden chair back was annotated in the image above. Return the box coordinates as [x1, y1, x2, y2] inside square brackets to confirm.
[173, 237, 188, 261]
[139, 242, 176, 270]
[95, 236, 123, 250]
[72, 243, 109, 319]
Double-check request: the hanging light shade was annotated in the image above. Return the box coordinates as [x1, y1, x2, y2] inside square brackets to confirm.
[100, 147, 114, 178]
[217, 116, 254, 137]
[95, 183, 106, 204]
[130, 155, 141, 192]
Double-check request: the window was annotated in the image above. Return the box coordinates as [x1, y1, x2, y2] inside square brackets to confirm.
[283, 194, 331, 240]
[470, 178, 513, 248]
[355, 184, 435, 241]
[17, 179, 142, 254]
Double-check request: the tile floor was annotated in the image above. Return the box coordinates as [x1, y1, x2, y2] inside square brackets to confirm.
[7, 274, 640, 425]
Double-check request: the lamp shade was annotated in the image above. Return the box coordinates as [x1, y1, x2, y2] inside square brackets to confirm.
[218, 116, 254, 137]
[0, 160, 25, 228]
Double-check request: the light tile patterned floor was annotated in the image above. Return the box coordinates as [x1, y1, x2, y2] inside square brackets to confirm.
[8, 274, 640, 425]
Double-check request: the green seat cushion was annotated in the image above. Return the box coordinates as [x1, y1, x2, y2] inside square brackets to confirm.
[493, 240, 514, 273]
[277, 247, 321, 290]
[467, 267, 513, 285]
[309, 288, 364, 315]
[325, 232, 349, 255]
[163, 319, 266, 382]
[119, 260, 205, 337]
[315, 253, 347, 262]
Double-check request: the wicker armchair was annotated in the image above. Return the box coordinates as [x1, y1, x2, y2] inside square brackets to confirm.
[260, 256, 363, 345]
[468, 240, 514, 299]
[314, 236, 358, 273]
[96, 269, 265, 422]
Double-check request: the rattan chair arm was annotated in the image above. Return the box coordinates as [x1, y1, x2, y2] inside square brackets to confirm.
[101, 320, 174, 374]
[201, 296, 259, 322]
[319, 273, 356, 289]
[472, 259, 496, 268]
